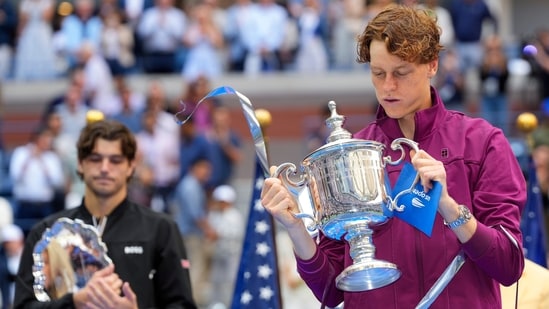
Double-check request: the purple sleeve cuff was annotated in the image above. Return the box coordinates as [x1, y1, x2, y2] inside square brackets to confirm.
[296, 246, 326, 275]
[461, 222, 494, 260]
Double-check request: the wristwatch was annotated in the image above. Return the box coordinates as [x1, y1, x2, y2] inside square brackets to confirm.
[444, 205, 472, 229]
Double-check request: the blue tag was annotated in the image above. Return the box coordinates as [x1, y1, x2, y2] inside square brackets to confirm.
[390, 163, 441, 237]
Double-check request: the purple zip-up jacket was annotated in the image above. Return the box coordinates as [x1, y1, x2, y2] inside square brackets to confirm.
[296, 87, 526, 308]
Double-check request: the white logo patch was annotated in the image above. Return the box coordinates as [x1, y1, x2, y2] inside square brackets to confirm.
[124, 246, 144, 254]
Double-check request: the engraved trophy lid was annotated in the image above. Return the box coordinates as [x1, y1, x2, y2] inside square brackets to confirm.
[325, 100, 352, 143]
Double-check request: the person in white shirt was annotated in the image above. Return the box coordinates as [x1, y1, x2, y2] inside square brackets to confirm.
[137, 0, 186, 73]
[241, 0, 289, 74]
[9, 128, 65, 235]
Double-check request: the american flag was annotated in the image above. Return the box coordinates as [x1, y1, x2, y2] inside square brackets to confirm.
[520, 156, 548, 267]
[231, 160, 281, 309]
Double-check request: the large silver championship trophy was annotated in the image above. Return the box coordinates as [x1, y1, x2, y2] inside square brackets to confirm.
[274, 101, 419, 292]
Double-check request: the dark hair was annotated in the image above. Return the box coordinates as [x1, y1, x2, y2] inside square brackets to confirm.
[77, 119, 137, 162]
[357, 4, 443, 64]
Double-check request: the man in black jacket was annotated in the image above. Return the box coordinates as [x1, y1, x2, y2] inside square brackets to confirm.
[13, 119, 197, 308]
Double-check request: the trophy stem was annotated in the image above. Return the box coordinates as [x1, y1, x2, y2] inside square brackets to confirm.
[335, 221, 401, 292]
[346, 223, 376, 263]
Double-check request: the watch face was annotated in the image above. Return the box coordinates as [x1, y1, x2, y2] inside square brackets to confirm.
[445, 205, 471, 229]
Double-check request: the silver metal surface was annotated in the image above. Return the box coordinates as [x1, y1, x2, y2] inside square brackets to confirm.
[33, 218, 112, 301]
[274, 101, 419, 291]
[174, 86, 270, 177]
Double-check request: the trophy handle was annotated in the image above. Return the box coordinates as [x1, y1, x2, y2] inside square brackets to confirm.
[385, 138, 420, 212]
[273, 163, 319, 235]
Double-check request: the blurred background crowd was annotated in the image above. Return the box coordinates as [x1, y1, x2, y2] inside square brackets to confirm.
[0, 0, 549, 308]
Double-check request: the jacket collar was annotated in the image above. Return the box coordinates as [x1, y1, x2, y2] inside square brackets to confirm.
[79, 197, 130, 223]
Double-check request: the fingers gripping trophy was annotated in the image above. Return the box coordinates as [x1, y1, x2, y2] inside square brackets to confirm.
[274, 101, 420, 292]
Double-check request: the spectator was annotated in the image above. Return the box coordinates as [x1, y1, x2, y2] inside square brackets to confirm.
[53, 83, 90, 142]
[119, 0, 155, 30]
[44, 111, 81, 210]
[142, 80, 180, 135]
[57, 0, 103, 69]
[224, 0, 257, 72]
[450, 0, 497, 74]
[173, 156, 216, 307]
[531, 28, 549, 108]
[205, 105, 243, 191]
[137, 0, 186, 73]
[110, 77, 145, 133]
[41, 66, 89, 124]
[419, 0, 455, 50]
[175, 75, 219, 132]
[13, 119, 196, 308]
[330, 0, 375, 70]
[13, 0, 58, 80]
[242, 0, 289, 74]
[117, 0, 155, 70]
[293, 0, 329, 73]
[100, 8, 135, 77]
[532, 126, 549, 250]
[479, 34, 510, 135]
[181, 2, 224, 82]
[433, 49, 465, 112]
[9, 128, 65, 236]
[178, 114, 212, 180]
[77, 42, 119, 117]
[0, 224, 24, 308]
[135, 110, 180, 213]
[207, 184, 244, 308]
[0, 0, 17, 80]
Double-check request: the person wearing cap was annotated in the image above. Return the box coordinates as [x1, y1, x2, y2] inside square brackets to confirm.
[0, 224, 24, 308]
[207, 184, 244, 308]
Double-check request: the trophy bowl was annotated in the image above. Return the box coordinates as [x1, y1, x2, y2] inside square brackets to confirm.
[275, 101, 418, 292]
[32, 217, 112, 301]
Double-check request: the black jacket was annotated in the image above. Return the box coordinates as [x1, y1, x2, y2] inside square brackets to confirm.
[13, 198, 197, 309]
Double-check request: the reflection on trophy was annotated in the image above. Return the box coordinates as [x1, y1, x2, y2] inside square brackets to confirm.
[32, 218, 112, 301]
[274, 101, 419, 292]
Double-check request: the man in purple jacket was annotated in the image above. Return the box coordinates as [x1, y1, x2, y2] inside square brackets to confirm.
[261, 4, 526, 308]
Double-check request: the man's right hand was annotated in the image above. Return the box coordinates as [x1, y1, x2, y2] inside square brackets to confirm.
[73, 264, 123, 309]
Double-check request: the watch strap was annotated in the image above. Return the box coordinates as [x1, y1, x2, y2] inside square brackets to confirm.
[444, 205, 472, 229]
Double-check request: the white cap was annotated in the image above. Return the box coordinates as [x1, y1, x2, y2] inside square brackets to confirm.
[212, 185, 237, 203]
[1, 224, 23, 243]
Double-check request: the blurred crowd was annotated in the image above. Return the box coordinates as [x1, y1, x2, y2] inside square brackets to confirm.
[0, 0, 549, 308]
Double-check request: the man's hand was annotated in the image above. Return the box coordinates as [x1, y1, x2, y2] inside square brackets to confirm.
[73, 264, 138, 309]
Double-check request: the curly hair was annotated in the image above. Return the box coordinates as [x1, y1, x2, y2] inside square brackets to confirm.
[357, 4, 443, 64]
[77, 119, 137, 162]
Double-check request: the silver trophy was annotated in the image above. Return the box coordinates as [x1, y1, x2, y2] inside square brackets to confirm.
[274, 101, 419, 292]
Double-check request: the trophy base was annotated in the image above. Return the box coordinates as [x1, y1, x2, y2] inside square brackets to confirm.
[335, 259, 401, 292]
